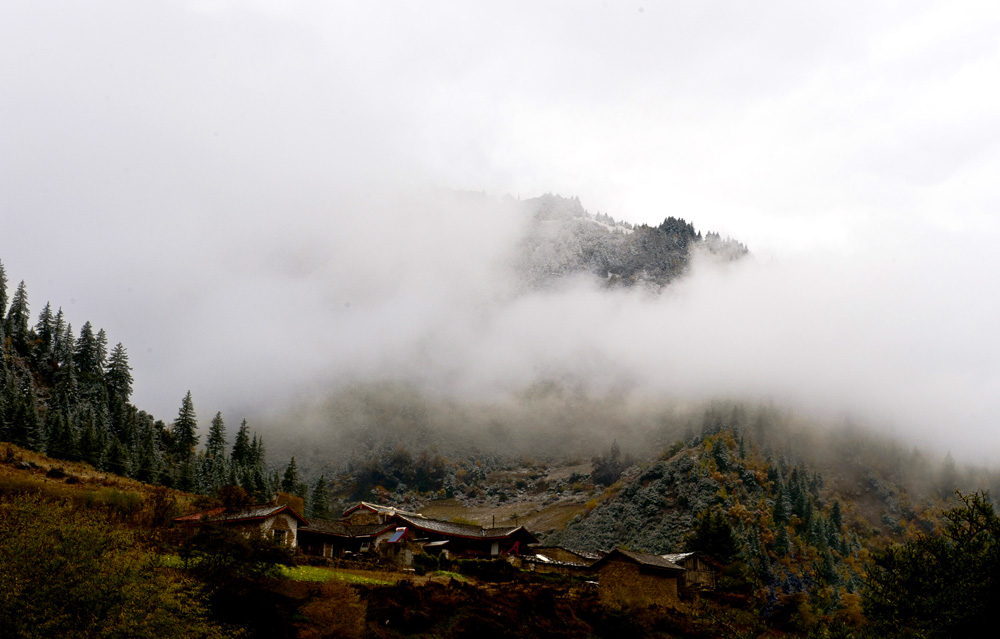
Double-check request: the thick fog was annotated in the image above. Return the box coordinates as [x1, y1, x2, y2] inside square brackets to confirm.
[2, 2, 1000, 461]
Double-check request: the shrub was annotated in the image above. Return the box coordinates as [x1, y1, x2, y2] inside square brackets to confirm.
[413, 552, 439, 575]
[456, 558, 520, 582]
[0, 493, 234, 639]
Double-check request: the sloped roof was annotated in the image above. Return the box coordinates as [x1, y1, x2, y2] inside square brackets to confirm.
[341, 501, 424, 519]
[299, 518, 395, 538]
[299, 519, 350, 536]
[532, 546, 602, 561]
[394, 514, 539, 543]
[662, 552, 695, 564]
[174, 504, 308, 526]
[526, 554, 592, 568]
[331, 502, 540, 544]
[593, 548, 684, 572]
[173, 507, 225, 522]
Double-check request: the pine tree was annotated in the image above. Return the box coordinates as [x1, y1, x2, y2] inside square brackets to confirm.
[95, 328, 108, 374]
[9, 387, 42, 451]
[134, 412, 162, 484]
[5, 280, 31, 354]
[0, 259, 7, 321]
[309, 475, 331, 519]
[74, 322, 99, 376]
[171, 391, 198, 458]
[34, 302, 55, 355]
[104, 343, 133, 402]
[104, 436, 129, 476]
[231, 419, 251, 466]
[77, 410, 103, 468]
[830, 500, 843, 532]
[206, 412, 227, 460]
[281, 457, 300, 493]
[203, 412, 228, 494]
[52, 331, 79, 414]
[45, 410, 78, 462]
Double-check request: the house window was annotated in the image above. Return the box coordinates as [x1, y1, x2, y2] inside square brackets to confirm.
[273, 529, 287, 544]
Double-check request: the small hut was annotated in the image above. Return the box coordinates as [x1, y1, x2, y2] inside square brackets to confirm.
[173, 504, 308, 547]
[591, 548, 684, 607]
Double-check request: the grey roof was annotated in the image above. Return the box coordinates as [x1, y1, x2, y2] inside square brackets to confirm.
[595, 548, 684, 572]
[661, 552, 695, 564]
[532, 546, 602, 561]
[176, 504, 308, 525]
[343, 501, 424, 519]
[394, 514, 538, 542]
[300, 518, 393, 538]
[328, 502, 540, 543]
[526, 554, 592, 568]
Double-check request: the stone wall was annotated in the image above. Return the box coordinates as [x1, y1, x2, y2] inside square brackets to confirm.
[598, 559, 679, 608]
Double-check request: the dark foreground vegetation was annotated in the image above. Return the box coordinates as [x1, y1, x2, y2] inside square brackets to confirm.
[5, 439, 1000, 639]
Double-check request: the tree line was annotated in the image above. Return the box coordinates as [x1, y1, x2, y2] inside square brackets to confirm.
[0, 259, 275, 501]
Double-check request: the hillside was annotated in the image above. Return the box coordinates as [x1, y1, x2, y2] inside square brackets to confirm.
[517, 194, 748, 289]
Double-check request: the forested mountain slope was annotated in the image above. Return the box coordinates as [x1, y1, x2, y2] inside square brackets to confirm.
[517, 194, 747, 288]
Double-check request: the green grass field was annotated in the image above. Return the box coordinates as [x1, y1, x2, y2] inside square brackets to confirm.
[279, 565, 398, 585]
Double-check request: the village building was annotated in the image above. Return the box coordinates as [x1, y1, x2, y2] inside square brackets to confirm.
[341, 502, 425, 526]
[662, 552, 717, 590]
[517, 545, 602, 575]
[172, 503, 308, 547]
[591, 548, 685, 608]
[297, 519, 397, 558]
[298, 502, 539, 565]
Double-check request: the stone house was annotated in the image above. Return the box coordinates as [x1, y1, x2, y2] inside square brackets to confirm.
[518, 545, 602, 575]
[173, 503, 308, 547]
[591, 548, 685, 608]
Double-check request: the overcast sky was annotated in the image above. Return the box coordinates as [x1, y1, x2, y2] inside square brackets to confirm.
[2, 1, 999, 460]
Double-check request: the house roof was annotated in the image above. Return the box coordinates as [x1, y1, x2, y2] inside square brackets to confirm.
[299, 518, 395, 539]
[341, 501, 424, 519]
[320, 502, 540, 544]
[662, 552, 695, 564]
[593, 548, 684, 572]
[526, 554, 592, 568]
[531, 545, 602, 561]
[174, 504, 309, 526]
[393, 514, 539, 543]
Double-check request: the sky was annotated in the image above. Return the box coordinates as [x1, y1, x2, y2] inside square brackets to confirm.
[2, 1, 1000, 460]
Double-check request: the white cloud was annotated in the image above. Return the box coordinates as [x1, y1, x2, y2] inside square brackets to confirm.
[2, 1, 1000, 460]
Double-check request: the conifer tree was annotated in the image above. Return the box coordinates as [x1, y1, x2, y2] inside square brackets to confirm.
[104, 343, 133, 402]
[45, 410, 77, 462]
[51, 308, 65, 353]
[0, 259, 7, 321]
[281, 457, 300, 493]
[104, 436, 129, 476]
[78, 410, 102, 468]
[8, 387, 42, 451]
[52, 333, 78, 414]
[830, 500, 843, 532]
[309, 475, 331, 519]
[95, 328, 108, 374]
[134, 412, 162, 484]
[171, 391, 198, 458]
[5, 280, 31, 354]
[202, 412, 228, 494]
[206, 412, 227, 460]
[74, 322, 99, 376]
[34, 302, 55, 355]
[231, 419, 251, 466]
